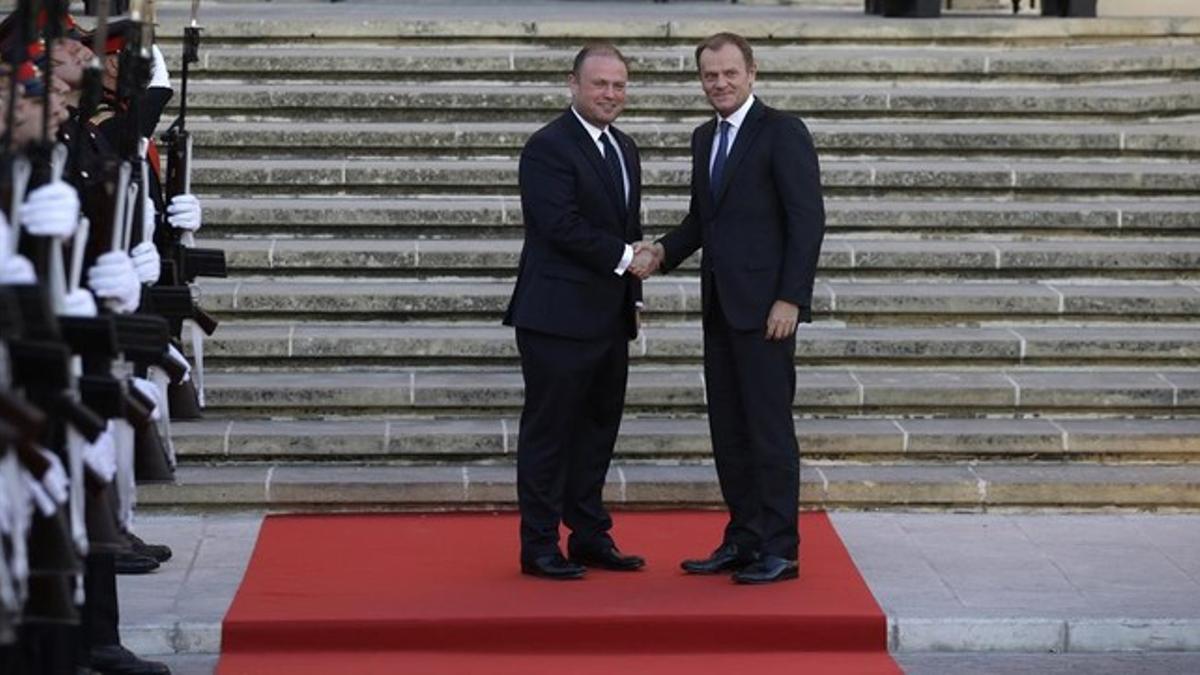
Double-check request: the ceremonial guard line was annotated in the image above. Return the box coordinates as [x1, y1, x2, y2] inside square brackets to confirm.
[1, 1, 221, 672]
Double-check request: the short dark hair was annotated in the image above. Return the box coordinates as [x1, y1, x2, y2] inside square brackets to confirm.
[694, 32, 755, 71]
[572, 42, 629, 76]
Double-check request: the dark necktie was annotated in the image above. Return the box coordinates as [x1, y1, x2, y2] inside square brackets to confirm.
[710, 120, 731, 201]
[599, 131, 626, 211]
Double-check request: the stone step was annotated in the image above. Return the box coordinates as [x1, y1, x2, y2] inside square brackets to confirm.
[196, 322, 1200, 366]
[208, 236, 1200, 280]
[197, 278, 1200, 321]
[138, 461, 1200, 509]
[190, 158, 1200, 198]
[179, 81, 1200, 121]
[194, 367, 1200, 415]
[199, 196, 1200, 236]
[150, 6, 1200, 46]
[187, 120, 1200, 160]
[173, 44, 1200, 83]
[131, 4, 1200, 515]
[171, 416, 1200, 461]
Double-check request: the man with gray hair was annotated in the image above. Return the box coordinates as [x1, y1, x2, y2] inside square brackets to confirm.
[635, 32, 826, 584]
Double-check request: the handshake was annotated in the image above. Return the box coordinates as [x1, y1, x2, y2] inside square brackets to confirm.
[628, 241, 665, 280]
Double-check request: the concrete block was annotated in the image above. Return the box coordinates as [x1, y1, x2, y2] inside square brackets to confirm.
[894, 617, 1066, 652]
[1068, 619, 1200, 652]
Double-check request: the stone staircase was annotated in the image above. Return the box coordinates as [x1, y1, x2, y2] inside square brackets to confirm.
[143, 8, 1200, 510]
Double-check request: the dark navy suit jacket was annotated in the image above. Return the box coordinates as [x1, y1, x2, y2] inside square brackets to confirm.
[658, 98, 825, 329]
[504, 109, 643, 340]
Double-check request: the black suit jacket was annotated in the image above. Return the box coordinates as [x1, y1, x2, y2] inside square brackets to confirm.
[504, 109, 644, 340]
[658, 98, 825, 330]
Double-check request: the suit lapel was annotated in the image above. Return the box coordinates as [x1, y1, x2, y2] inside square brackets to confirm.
[564, 109, 625, 217]
[613, 125, 639, 224]
[713, 98, 767, 206]
[694, 118, 716, 213]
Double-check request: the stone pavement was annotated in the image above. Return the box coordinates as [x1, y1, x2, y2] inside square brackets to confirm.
[116, 510, 1200, 673]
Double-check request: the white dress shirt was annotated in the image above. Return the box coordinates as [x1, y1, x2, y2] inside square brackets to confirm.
[571, 107, 634, 276]
[709, 93, 757, 176]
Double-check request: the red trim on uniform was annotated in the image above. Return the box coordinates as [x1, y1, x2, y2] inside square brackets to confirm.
[146, 141, 162, 182]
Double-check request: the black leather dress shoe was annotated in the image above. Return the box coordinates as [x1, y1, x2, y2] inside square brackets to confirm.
[732, 555, 799, 585]
[680, 543, 757, 575]
[89, 644, 171, 675]
[521, 554, 586, 580]
[569, 545, 645, 571]
[125, 531, 172, 563]
[114, 551, 159, 575]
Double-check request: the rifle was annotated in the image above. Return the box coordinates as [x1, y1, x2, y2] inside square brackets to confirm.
[107, 0, 176, 481]
[35, 0, 112, 554]
[158, 0, 223, 295]
[157, 0, 219, 408]
[18, 8, 132, 544]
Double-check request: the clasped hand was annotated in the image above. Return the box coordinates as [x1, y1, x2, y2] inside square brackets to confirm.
[627, 241, 663, 280]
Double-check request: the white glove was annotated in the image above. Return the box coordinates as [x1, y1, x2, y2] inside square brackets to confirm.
[167, 193, 201, 233]
[83, 427, 117, 483]
[18, 181, 81, 239]
[37, 448, 69, 506]
[131, 377, 161, 421]
[0, 254, 36, 283]
[131, 241, 161, 284]
[149, 44, 172, 90]
[22, 469, 57, 517]
[142, 193, 157, 232]
[60, 288, 98, 317]
[86, 251, 141, 313]
[167, 343, 192, 382]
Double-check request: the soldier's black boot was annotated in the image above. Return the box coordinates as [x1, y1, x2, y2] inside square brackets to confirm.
[125, 531, 172, 563]
[113, 551, 159, 575]
[88, 645, 170, 675]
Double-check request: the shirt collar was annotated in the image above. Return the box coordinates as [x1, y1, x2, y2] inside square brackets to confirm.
[718, 93, 756, 130]
[571, 106, 610, 144]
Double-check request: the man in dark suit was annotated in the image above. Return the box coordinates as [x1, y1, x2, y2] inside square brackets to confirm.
[503, 43, 648, 580]
[635, 32, 825, 584]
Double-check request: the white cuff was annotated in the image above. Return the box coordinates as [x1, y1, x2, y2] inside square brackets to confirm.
[613, 244, 634, 276]
[149, 45, 172, 90]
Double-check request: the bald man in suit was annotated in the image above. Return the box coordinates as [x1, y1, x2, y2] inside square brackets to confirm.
[504, 43, 648, 580]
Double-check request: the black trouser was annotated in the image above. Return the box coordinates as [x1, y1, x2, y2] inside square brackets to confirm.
[10, 623, 76, 675]
[80, 552, 120, 660]
[515, 327, 628, 561]
[703, 282, 800, 559]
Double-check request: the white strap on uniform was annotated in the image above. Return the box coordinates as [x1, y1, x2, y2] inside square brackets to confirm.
[0, 453, 23, 610]
[191, 322, 206, 408]
[149, 366, 177, 467]
[113, 418, 137, 531]
[66, 426, 90, 559]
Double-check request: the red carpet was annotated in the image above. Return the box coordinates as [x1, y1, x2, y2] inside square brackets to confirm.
[218, 511, 900, 674]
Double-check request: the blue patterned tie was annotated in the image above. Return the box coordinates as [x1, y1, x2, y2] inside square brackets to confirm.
[710, 120, 731, 201]
[600, 131, 626, 211]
